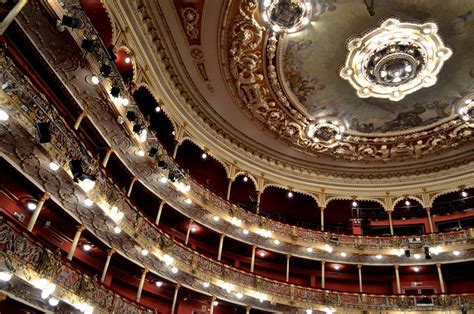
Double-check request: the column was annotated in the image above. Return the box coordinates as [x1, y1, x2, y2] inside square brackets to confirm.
[217, 234, 225, 261]
[74, 111, 87, 130]
[185, 218, 194, 245]
[127, 177, 137, 197]
[172, 142, 180, 159]
[246, 305, 251, 314]
[321, 260, 326, 289]
[286, 254, 291, 282]
[388, 210, 394, 235]
[67, 224, 86, 261]
[27, 192, 49, 232]
[102, 148, 113, 168]
[226, 178, 233, 201]
[436, 263, 445, 293]
[136, 268, 148, 302]
[155, 200, 165, 225]
[320, 207, 325, 231]
[426, 207, 434, 233]
[357, 264, 363, 293]
[209, 296, 216, 314]
[256, 191, 262, 214]
[101, 248, 115, 283]
[394, 265, 401, 294]
[250, 245, 256, 273]
[171, 283, 181, 314]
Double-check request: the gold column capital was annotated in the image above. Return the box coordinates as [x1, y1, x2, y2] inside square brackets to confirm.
[108, 248, 116, 256]
[357, 264, 363, 269]
[40, 192, 50, 201]
[77, 224, 86, 232]
[142, 267, 149, 274]
[176, 282, 181, 289]
[394, 264, 400, 269]
[321, 259, 326, 265]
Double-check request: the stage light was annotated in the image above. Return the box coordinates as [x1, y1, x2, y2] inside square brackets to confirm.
[110, 86, 121, 98]
[405, 249, 411, 257]
[100, 64, 112, 77]
[61, 16, 82, 29]
[424, 247, 432, 260]
[36, 122, 51, 143]
[81, 38, 95, 53]
[125, 111, 136, 122]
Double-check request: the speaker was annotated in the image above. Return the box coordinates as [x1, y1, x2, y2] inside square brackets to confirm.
[405, 249, 411, 257]
[70, 159, 84, 180]
[36, 122, 51, 143]
[62, 16, 82, 29]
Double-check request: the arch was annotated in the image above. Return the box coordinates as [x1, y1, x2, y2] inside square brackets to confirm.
[233, 171, 258, 190]
[80, 0, 116, 47]
[180, 137, 230, 178]
[324, 196, 387, 210]
[392, 195, 424, 210]
[116, 46, 137, 84]
[431, 185, 474, 206]
[262, 183, 320, 206]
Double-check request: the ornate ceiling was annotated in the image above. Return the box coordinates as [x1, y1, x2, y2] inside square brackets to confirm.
[99, 0, 474, 191]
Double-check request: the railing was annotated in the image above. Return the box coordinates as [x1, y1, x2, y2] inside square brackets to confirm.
[0, 216, 152, 313]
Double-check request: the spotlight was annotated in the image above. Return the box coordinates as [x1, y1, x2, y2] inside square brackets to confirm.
[83, 244, 92, 251]
[0, 109, 9, 121]
[84, 198, 94, 207]
[155, 281, 163, 287]
[110, 86, 121, 98]
[36, 122, 51, 143]
[81, 38, 96, 53]
[201, 152, 207, 159]
[405, 249, 411, 258]
[461, 190, 468, 198]
[100, 64, 112, 77]
[155, 106, 161, 112]
[113, 226, 121, 234]
[126, 111, 137, 122]
[61, 15, 83, 29]
[148, 147, 158, 157]
[243, 176, 248, 182]
[158, 160, 168, 169]
[132, 124, 142, 134]
[125, 57, 131, 64]
[352, 201, 358, 207]
[288, 191, 294, 198]
[424, 247, 432, 260]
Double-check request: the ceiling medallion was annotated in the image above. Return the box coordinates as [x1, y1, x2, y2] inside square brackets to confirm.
[459, 98, 474, 122]
[261, 0, 312, 33]
[340, 18, 452, 101]
[306, 118, 345, 143]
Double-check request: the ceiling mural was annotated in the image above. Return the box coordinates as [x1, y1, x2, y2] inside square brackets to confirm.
[280, 0, 474, 133]
[220, 0, 474, 161]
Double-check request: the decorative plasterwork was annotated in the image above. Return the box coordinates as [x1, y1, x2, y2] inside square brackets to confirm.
[339, 18, 452, 101]
[104, 0, 474, 188]
[260, 0, 312, 33]
[222, 0, 473, 162]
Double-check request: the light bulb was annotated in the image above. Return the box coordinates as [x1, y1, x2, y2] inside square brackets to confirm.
[243, 176, 248, 182]
[212, 215, 220, 222]
[201, 152, 207, 159]
[27, 202, 37, 211]
[155, 281, 163, 287]
[159, 176, 168, 184]
[185, 198, 192, 204]
[141, 249, 149, 256]
[79, 178, 95, 192]
[413, 266, 420, 272]
[171, 267, 178, 274]
[155, 106, 161, 112]
[213, 300, 219, 306]
[203, 281, 210, 288]
[48, 297, 59, 306]
[306, 247, 313, 253]
[135, 149, 145, 157]
[461, 191, 468, 197]
[352, 201, 358, 207]
[0, 109, 9, 121]
[49, 161, 60, 171]
[453, 250, 460, 256]
[340, 252, 347, 257]
[191, 226, 197, 232]
[113, 226, 121, 234]
[242, 229, 249, 235]
[414, 253, 421, 259]
[273, 239, 280, 245]
[236, 292, 243, 299]
[375, 254, 383, 259]
[125, 57, 131, 64]
[84, 198, 93, 207]
[83, 244, 92, 251]
[288, 191, 293, 198]
[405, 200, 411, 206]
[90, 75, 99, 85]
